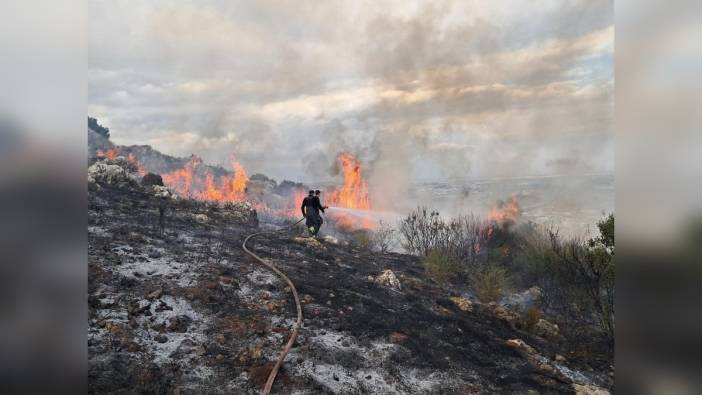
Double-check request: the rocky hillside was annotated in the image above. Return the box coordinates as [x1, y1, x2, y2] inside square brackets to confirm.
[88, 159, 612, 394]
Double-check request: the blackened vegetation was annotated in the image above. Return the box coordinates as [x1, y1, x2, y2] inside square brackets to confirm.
[89, 177, 612, 393]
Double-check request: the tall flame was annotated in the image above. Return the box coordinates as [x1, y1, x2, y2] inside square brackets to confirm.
[328, 152, 370, 210]
[161, 156, 249, 203]
[162, 156, 201, 197]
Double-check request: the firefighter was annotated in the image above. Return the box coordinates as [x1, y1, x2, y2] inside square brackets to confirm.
[300, 189, 326, 236]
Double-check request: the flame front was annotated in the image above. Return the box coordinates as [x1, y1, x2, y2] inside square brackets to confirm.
[162, 156, 200, 197]
[327, 152, 370, 210]
[97, 147, 120, 160]
[325, 152, 376, 229]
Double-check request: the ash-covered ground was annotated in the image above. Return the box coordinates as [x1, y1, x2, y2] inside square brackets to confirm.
[88, 161, 612, 394]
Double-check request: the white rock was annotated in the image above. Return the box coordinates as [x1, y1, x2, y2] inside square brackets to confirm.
[322, 235, 338, 244]
[193, 214, 209, 223]
[152, 185, 177, 200]
[88, 162, 129, 185]
[573, 384, 611, 395]
[374, 270, 401, 290]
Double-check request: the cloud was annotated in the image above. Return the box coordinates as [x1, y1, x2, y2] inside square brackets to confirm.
[89, 0, 613, 184]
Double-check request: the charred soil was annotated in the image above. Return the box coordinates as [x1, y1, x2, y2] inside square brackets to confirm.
[89, 179, 612, 394]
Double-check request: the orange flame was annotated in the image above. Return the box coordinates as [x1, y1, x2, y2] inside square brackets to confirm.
[162, 156, 201, 197]
[96, 147, 120, 160]
[127, 153, 147, 176]
[486, 196, 522, 224]
[327, 152, 370, 210]
[161, 156, 249, 203]
[324, 152, 376, 229]
[198, 161, 249, 202]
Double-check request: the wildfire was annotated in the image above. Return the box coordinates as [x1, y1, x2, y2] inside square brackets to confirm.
[127, 153, 147, 176]
[327, 152, 370, 210]
[198, 161, 249, 202]
[486, 196, 522, 224]
[96, 147, 120, 160]
[162, 156, 200, 197]
[161, 156, 249, 203]
[324, 152, 376, 229]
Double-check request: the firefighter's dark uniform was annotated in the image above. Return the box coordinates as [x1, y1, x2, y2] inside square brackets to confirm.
[301, 195, 325, 236]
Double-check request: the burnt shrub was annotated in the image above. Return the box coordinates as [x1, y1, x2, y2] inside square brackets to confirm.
[141, 172, 164, 187]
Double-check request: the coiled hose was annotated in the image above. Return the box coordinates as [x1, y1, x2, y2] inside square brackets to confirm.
[241, 217, 305, 394]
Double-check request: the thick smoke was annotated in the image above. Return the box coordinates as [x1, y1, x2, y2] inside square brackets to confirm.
[89, 0, 614, 234]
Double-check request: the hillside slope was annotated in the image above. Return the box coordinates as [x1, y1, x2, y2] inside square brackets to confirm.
[88, 162, 610, 394]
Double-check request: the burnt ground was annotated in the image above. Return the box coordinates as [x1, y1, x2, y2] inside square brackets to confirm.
[88, 180, 612, 394]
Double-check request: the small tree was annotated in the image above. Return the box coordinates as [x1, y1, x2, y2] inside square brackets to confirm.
[372, 220, 396, 253]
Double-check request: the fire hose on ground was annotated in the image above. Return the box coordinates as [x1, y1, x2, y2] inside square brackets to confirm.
[241, 217, 305, 395]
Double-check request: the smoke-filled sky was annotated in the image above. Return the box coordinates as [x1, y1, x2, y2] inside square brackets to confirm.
[89, 0, 613, 184]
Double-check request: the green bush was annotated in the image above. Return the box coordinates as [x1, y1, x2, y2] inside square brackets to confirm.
[469, 265, 507, 303]
[422, 249, 460, 284]
[353, 230, 373, 250]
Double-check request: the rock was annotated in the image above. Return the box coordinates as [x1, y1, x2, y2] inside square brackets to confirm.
[219, 201, 258, 227]
[193, 214, 209, 224]
[322, 235, 338, 244]
[167, 315, 193, 333]
[506, 339, 572, 385]
[555, 354, 566, 363]
[449, 296, 473, 312]
[294, 237, 323, 248]
[155, 334, 168, 343]
[489, 303, 521, 328]
[374, 270, 401, 290]
[146, 288, 163, 300]
[88, 162, 129, 185]
[534, 318, 560, 338]
[152, 185, 177, 200]
[141, 172, 164, 187]
[573, 384, 611, 395]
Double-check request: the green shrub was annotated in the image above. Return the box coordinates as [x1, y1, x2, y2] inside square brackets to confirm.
[353, 230, 373, 250]
[469, 265, 507, 303]
[422, 249, 460, 284]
